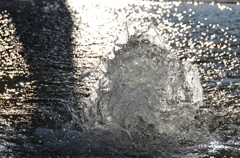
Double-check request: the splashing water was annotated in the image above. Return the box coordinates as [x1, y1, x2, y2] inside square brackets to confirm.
[1, 0, 240, 157]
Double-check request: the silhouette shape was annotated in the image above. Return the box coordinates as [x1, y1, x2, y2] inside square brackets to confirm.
[0, 0, 74, 156]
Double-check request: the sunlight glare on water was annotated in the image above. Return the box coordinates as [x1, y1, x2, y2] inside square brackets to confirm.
[1, 0, 240, 157]
[66, 0, 240, 157]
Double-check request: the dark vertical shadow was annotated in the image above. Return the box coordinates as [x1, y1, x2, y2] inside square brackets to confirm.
[0, 0, 74, 156]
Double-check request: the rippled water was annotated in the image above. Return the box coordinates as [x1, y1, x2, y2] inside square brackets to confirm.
[1, 1, 240, 157]
[154, 2, 240, 107]
[153, 2, 240, 157]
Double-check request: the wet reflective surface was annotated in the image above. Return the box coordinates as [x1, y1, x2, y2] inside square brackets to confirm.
[0, 0, 240, 157]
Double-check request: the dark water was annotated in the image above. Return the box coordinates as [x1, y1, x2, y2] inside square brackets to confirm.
[0, 0, 240, 157]
[0, 0, 74, 157]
